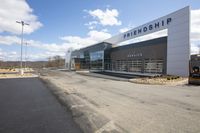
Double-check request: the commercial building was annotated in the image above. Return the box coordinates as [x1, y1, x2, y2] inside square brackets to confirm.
[66, 6, 191, 76]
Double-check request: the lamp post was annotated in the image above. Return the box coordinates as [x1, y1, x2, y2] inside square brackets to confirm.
[25, 42, 28, 70]
[16, 21, 29, 75]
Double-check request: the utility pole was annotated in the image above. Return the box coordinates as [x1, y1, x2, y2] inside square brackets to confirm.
[16, 21, 29, 75]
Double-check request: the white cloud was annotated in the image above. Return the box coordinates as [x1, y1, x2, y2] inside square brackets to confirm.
[27, 51, 65, 61]
[119, 22, 135, 33]
[27, 40, 68, 53]
[88, 30, 111, 42]
[0, 35, 67, 53]
[101, 29, 108, 32]
[85, 21, 98, 30]
[85, 21, 98, 26]
[0, 0, 42, 34]
[0, 35, 67, 61]
[190, 9, 200, 54]
[60, 30, 111, 49]
[191, 9, 200, 42]
[0, 50, 19, 61]
[28, 29, 111, 59]
[87, 8, 121, 26]
[0, 35, 20, 45]
[191, 43, 200, 54]
[0, 48, 66, 61]
[0, 30, 111, 61]
[119, 27, 131, 33]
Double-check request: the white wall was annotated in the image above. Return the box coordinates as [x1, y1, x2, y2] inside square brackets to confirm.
[166, 7, 190, 77]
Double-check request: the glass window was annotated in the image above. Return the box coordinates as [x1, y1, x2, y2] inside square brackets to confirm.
[90, 51, 104, 70]
[90, 51, 103, 61]
[80, 53, 84, 58]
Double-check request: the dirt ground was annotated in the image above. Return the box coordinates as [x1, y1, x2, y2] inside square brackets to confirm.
[0, 68, 34, 73]
[129, 76, 188, 85]
[42, 70, 200, 133]
[0, 68, 36, 79]
[0, 69, 17, 72]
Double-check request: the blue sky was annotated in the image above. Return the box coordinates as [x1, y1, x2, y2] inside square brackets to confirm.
[0, 0, 200, 61]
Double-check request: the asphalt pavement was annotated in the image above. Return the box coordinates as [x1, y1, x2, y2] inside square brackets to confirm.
[0, 77, 82, 133]
[45, 71, 200, 133]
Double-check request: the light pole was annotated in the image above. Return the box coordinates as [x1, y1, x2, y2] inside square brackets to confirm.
[16, 21, 29, 75]
[25, 42, 28, 70]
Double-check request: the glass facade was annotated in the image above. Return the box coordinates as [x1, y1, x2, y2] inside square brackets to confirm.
[90, 51, 104, 70]
[72, 57, 164, 74]
[70, 37, 166, 74]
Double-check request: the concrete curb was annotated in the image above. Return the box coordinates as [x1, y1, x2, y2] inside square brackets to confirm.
[76, 72, 129, 82]
[40, 77, 126, 133]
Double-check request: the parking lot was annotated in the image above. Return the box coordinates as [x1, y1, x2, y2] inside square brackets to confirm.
[0, 78, 82, 133]
[43, 71, 200, 133]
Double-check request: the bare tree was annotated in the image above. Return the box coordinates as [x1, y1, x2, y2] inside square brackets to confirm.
[46, 55, 65, 68]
